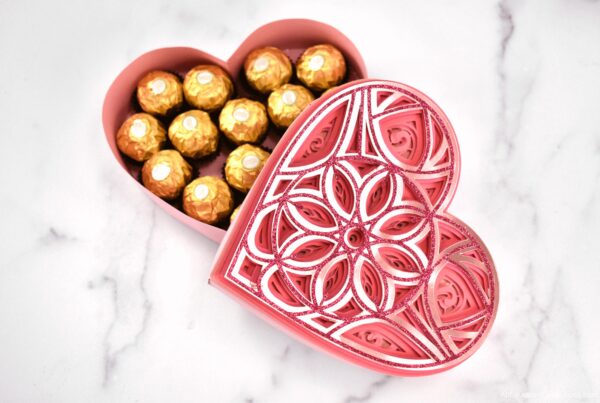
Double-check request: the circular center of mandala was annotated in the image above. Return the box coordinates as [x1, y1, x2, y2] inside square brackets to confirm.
[345, 227, 365, 248]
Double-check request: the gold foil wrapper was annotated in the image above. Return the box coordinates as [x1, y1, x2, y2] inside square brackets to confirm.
[141, 150, 192, 200]
[183, 65, 233, 112]
[230, 205, 241, 222]
[137, 71, 184, 116]
[117, 113, 166, 161]
[183, 176, 233, 224]
[168, 110, 218, 159]
[244, 46, 292, 94]
[225, 144, 270, 193]
[219, 98, 269, 144]
[296, 44, 346, 91]
[267, 84, 315, 128]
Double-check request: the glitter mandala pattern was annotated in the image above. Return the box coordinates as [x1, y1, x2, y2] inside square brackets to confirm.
[211, 80, 498, 376]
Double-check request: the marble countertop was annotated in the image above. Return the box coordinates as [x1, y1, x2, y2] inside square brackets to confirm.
[1, 0, 599, 401]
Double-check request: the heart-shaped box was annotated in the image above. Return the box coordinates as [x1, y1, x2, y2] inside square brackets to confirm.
[103, 20, 498, 376]
[210, 79, 498, 376]
[102, 19, 367, 243]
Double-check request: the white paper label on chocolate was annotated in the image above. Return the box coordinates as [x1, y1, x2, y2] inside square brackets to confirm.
[183, 116, 198, 130]
[151, 163, 171, 181]
[253, 56, 270, 72]
[233, 107, 250, 122]
[242, 155, 260, 170]
[308, 55, 325, 71]
[150, 79, 166, 94]
[196, 71, 214, 85]
[194, 184, 209, 200]
[130, 119, 147, 138]
[282, 90, 297, 106]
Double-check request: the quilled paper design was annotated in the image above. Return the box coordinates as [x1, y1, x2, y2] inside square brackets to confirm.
[211, 80, 498, 376]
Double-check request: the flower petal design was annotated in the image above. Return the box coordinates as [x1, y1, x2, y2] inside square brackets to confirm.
[370, 243, 423, 281]
[286, 197, 337, 232]
[371, 207, 426, 240]
[359, 170, 395, 221]
[353, 256, 386, 311]
[314, 254, 351, 306]
[281, 235, 337, 268]
[324, 165, 356, 220]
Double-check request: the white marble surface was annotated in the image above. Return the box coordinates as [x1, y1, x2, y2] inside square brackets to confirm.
[1, 0, 599, 401]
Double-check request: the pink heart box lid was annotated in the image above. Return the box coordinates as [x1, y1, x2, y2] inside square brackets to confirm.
[210, 79, 499, 376]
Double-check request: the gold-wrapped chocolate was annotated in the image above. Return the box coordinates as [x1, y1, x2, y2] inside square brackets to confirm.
[296, 44, 346, 91]
[141, 150, 192, 200]
[183, 65, 233, 112]
[116, 113, 166, 161]
[219, 98, 269, 145]
[183, 176, 233, 224]
[137, 71, 184, 116]
[267, 84, 314, 128]
[168, 110, 218, 159]
[244, 46, 292, 94]
[225, 144, 270, 193]
[230, 205, 241, 222]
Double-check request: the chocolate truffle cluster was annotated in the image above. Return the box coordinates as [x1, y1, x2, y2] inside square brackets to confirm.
[116, 44, 347, 227]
